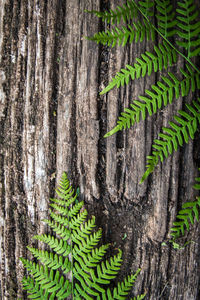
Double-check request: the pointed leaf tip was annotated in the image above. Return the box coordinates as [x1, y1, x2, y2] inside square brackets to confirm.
[104, 125, 121, 138]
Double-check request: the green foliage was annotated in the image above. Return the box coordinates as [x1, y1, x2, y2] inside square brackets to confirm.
[105, 68, 200, 138]
[170, 170, 200, 239]
[176, 0, 200, 58]
[100, 41, 177, 95]
[86, 19, 155, 48]
[155, 0, 177, 37]
[141, 98, 200, 183]
[85, 1, 138, 25]
[21, 173, 145, 299]
[86, 0, 200, 241]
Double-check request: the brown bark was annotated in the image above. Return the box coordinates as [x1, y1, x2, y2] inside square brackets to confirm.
[0, 0, 200, 299]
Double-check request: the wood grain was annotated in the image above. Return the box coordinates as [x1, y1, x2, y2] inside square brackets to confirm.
[0, 0, 200, 299]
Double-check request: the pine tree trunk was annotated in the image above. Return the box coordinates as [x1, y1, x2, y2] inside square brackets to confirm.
[0, 1, 200, 299]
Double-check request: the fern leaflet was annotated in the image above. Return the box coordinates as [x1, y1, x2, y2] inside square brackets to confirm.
[155, 0, 177, 37]
[100, 41, 177, 95]
[141, 98, 200, 183]
[176, 0, 200, 58]
[86, 19, 155, 48]
[105, 67, 200, 137]
[170, 169, 200, 239]
[85, 1, 138, 25]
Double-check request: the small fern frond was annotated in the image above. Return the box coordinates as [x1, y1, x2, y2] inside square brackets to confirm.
[155, 0, 177, 37]
[176, 0, 200, 58]
[141, 98, 200, 183]
[111, 269, 141, 298]
[85, 1, 138, 25]
[21, 173, 143, 299]
[170, 198, 200, 239]
[170, 170, 200, 239]
[105, 68, 200, 137]
[86, 19, 155, 48]
[100, 41, 177, 95]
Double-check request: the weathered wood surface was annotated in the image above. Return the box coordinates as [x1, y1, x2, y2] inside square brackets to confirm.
[0, 0, 200, 299]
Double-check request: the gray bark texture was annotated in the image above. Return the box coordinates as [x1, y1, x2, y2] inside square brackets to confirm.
[0, 0, 200, 299]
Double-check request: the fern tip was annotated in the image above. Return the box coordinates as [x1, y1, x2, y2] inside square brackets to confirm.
[104, 125, 121, 138]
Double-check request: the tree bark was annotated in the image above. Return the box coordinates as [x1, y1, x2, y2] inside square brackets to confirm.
[0, 0, 200, 299]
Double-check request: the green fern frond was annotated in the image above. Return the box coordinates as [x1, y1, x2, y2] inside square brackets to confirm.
[155, 0, 177, 37]
[176, 0, 200, 58]
[85, 0, 138, 25]
[111, 269, 141, 298]
[86, 19, 155, 48]
[141, 98, 200, 183]
[100, 41, 177, 95]
[105, 68, 200, 137]
[21, 173, 143, 299]
[170, 169, 200, 239]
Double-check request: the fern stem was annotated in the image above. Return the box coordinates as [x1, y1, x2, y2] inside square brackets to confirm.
[133, 1, 200, 75]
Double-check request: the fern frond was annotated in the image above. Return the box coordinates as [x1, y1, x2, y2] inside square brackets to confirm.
[85, 0, 138, 25]
[100, 41, 177, 95]
[105, 68, 200, 137]
[170, 169, 200, 239]
[86, 19, 155, 48]
[176, 0, 200, 58]
[111, 269, 141, 298]
[170, 197, 200, 239]
[141, 98, 200, 183]
[21, 173, 143, 299]
[155, 0, 177, 37]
